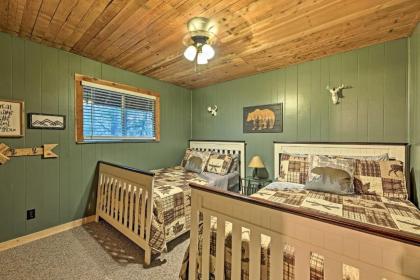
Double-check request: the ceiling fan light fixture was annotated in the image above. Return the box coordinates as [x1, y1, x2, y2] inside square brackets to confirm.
[184, 45, 197, 61]
[197, 52, 208, 65]
[202, 44, 215, 60]
[183, 17, 217, 67]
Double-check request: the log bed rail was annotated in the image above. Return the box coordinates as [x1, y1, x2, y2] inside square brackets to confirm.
[96, 161, 154, 265]
[189, 183, 420, 280]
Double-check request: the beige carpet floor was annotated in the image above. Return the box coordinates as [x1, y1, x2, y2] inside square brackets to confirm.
[0, 221, 189, 280]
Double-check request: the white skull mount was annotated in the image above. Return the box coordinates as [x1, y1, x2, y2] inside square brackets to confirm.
[326, 84, 349, 105]
[207, 105, 218, 116]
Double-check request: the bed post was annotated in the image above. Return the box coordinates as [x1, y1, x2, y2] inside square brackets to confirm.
[144, 247, 151, 266]
[95, 164, 103, 223]
[144, 180, 154, 266]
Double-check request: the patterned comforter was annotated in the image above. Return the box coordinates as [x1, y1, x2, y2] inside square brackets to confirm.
[150, 166, 208, 252]
[179, 187, 420, 279]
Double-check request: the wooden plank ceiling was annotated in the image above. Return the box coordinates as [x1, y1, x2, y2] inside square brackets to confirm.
[0, 0, 419, 89]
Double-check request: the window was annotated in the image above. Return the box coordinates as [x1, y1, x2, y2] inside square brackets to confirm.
[75, 75, 160, 142]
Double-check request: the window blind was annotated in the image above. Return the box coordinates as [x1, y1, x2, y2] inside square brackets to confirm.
[81, 81, 156, 141]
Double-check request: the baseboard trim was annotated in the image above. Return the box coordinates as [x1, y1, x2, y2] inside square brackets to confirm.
[0, 215, 96, 252]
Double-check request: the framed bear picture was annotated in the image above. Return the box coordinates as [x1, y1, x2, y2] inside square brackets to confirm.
[243, 103, 283, 133]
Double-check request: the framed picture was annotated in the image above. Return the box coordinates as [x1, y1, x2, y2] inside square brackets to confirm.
[28, 113, 66, 130]
[243, 103, 283, 133]
[0, 99, 24, 137]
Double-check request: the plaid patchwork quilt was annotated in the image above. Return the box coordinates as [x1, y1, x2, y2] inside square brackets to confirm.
[179, 187, 420, 279]
[252, 187, 420, 236]
[150, 166, 208, 252]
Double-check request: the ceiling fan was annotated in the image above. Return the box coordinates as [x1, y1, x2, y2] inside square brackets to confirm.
[183, 17, 217, 66]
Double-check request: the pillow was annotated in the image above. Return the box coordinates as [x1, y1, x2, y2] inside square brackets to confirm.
[353, 159, 407, 199]
[184, 150, 211, 173]
[305, 167, 354, 195]
[278, 153, 310, 184]
[205, 153, 234, 175]
[306, 155, 356, 194]
[181, 148, 193, 167]
[345, 153, 389, 161]
[228, 153, 240, 173]
[308, 155, 356, 179]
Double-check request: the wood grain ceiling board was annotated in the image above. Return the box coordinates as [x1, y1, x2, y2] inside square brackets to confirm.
[0, 0, 419, 89]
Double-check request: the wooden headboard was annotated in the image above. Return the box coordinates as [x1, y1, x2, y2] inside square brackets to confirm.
[274, 142, 410, 198]
[189, 140, 246, 179]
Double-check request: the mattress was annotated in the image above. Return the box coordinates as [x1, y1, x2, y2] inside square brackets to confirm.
[179, 185, 420, 279]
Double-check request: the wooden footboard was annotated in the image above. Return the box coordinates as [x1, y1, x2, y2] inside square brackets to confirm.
[189, 183, 420, 280]
[96, 161, 154, 265]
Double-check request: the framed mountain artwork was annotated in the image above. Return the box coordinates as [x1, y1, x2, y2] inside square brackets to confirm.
[243, 103, 283, 133]
[0, 99, 24, 137]
[28, 113, 66, 130]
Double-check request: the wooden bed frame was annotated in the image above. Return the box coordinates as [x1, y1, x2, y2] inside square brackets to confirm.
[188, 142, 420, 280]
[95, 140, 246, 266]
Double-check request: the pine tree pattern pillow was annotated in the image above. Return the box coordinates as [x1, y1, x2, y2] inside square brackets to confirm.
[205, 153, 233, 175]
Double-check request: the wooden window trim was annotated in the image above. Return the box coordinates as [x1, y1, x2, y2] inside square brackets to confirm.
[74, 74, 160, 143]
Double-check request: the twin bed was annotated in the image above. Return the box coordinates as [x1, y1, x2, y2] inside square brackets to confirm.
[95, 140, 246, 264]
[184, 142, 420, 280]
[94, 141, 420, 279]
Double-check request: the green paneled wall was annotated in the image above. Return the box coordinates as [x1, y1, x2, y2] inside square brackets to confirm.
[409, 24, 420, 205]
[192, 39, 408, 180]
[0, 33, 192, 242]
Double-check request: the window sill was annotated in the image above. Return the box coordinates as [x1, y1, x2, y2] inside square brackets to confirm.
[76, 139, 160, 144]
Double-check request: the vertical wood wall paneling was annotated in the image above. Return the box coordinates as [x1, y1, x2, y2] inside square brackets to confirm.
[41, 45, 60, 230]
[58, 51, 70, 223]
[0, 32, 13, 241]
[24, 40, 43, 234]
[0, 32, 191, 242]
[409, 24, 420, 206]
[368, 44, 385, 142]
[191, 39, 409, 179]
[11, 37, 26, 238]
[384, 39, 407, 142]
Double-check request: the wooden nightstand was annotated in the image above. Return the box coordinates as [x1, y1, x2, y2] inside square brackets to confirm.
[241, 176, 272, 195]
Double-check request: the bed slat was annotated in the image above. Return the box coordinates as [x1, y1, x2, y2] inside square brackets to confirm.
[324, 256, 342, 279]
[249, 227, 261, 280]
[294, 243, 311, 280]
[129, 185, 135, 230]
[215, 217, 225, 280]
[140, 189, 146, 238]
[231, 223, 242, 280]
[270, 234, 284, 280]
[134, 188, 141, 235]
[106, 178, 112, 215]
[124, 183, 129, 227]
[201, 213, 211, 280]
[111, 180, 116, 218]
[119, 183, 124, 224]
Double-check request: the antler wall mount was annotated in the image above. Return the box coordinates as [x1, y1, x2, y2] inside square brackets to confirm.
[326, 84, 352, 104]
[0, 143, 58, 165]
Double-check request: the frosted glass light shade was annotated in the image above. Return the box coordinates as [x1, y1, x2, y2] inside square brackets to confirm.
[197, 52, 208, 65]
[184, 45, 197, 61]
[202, 44, 215, 60]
